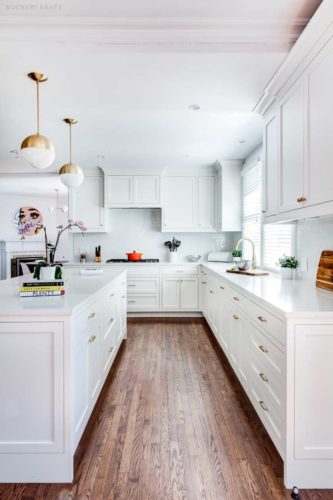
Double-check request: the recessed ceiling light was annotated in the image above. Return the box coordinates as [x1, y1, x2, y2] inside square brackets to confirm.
[189, 104, 200, 111]
[96, 154, 105, 159]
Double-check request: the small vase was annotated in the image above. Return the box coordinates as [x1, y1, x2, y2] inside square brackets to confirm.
[40, 266, 56, 281]
[280, 267, 294, 280]
[169, 252, 178, 263]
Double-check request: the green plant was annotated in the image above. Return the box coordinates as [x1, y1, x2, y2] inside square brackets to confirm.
[232, 249, 242, 258]
[277, 254, 298, 269]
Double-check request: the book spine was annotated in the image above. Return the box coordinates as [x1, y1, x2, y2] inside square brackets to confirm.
[22, 281, 64, 287]
[19, 286, 63, 292]
[20, 290, 65, 297]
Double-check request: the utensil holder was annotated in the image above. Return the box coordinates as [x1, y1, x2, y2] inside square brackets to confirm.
[169, 252, 178, 263]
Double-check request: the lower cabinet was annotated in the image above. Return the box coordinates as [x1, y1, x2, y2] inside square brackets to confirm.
[162, 277, 199, 311]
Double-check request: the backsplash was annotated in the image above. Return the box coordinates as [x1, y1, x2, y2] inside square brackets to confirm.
[296, 216, 333, 279]
[73, 208, 240, 263]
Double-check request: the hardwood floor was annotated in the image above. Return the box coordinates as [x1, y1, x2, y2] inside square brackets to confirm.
[1, 318, 333, 500]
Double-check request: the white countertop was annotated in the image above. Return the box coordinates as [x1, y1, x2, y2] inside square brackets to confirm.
[65, 261, 201, 266]
[202, 263, 333, 318]
[0, 267, 126, 317]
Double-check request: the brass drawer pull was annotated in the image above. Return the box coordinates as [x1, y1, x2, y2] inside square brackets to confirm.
[209, 290, 214, 294]
[109, 318, 114, 324]
[259, 372, 269, 383]
[297, 196, 306, 203]
[89, 335, 96, 343]
[128, 300, 136, 303]
[259, 400, 268, 411]
[257, 316, 267, 323]
[108, 346, 114, 353]
[201, 281, 207, 284]
[233, 314, 239, 320]
[233, 296, 239, 301]
[109, 293, 115, 298]
[259, 345, 268, 353]
[128, 284, 136, 287]
[220, 286, 224, 290]
[88, 312, 96, 320]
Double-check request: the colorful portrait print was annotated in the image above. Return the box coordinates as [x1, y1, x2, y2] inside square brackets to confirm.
[14, 206, 44, 238]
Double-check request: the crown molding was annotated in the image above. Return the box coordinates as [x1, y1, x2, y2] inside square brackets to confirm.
[254, 0, 333, 115]
[0, 16, 309, 52]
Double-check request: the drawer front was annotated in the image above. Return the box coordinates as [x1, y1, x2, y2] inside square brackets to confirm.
[249, 367, 284, 456]
[127, 278, 160, 294]
[73, 302, 102, 341]
[249, 322, 283, 381]
[250, 346, 282, 412]
[100, 315, 119, 375]
[126, 266, 160, 277]
[127, 294, 160, 311]
[162, 266, 199, 276]
[249, 302, 285, 346]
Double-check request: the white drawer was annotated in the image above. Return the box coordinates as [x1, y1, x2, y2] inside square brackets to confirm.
[248, 322, 283, 381]
[162, 266, 199, 276]
[127, 278, 160, 294]
[250, 346, 283, 412]
[126, 266, 160, 277]
[127, 294, 160, 311]
[249, 302, 285, 346]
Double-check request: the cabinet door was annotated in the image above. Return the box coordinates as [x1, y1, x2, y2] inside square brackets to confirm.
[263, 113, 279, 216]
[229, 308, 248, 386]
[72, 336, 89, 443]
[163, 176, 196, 231]
[180, 278, 199, 310]
[217, 285, 231, 354]
[198, 176, 215, 231]
[162, 278, 180, 310]
[87, 330, 101, 403]
[133, 176, 160, 206]
[75, 176, 106, 232]
[307, 47, 333, 206]
[105, 175, 132, 206]
[279, 85, 304, 213]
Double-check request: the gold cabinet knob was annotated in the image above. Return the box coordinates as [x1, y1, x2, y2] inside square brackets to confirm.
[259, 400, 268, 411]
[257, 315, 267, 323]
[233, 314, 239, 320]
[233, 296, 239, 301]
[297, 196, 306, 203]
[259, 345, 268, 353]
[109, 318, 114, 324]
[259, 372, 269, 382]
[89, 335, 96, 343]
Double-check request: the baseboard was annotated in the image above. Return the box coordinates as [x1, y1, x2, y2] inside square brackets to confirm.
[127, 312, 203, 318]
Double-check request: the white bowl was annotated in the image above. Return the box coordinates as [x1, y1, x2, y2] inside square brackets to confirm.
[188, 254, 201, 262]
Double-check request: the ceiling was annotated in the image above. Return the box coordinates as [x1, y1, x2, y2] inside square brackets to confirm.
[0, 0, 322, 173]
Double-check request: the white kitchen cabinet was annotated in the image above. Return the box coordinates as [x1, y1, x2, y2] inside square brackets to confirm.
[104, 170, 161, 208]
[217, 282, 231, 354]
[198, 176, 215, 231]
[162, 176, 196, 231]
[162, 278, 180, 310]
[279, 85, 304, 213]
[215, 161, 242, 231]
[87, 328, 101, 403]
[230, 306, 248, 385]
[162, 276, 199, 311]
[71, 175, 107, 232]
[263, 113, 279, 217]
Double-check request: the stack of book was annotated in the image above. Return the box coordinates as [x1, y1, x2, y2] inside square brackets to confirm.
[19, 281, 65, 297]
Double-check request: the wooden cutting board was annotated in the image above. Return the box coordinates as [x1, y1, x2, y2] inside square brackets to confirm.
[316, 250, 333, 291]
[226, 269, 269, 277]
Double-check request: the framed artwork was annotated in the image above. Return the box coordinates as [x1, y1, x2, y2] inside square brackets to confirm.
[13, 206, 44, 238]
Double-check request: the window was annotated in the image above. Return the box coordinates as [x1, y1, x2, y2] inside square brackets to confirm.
[241, 152, 294, 270]
[241, 158, 262, 263]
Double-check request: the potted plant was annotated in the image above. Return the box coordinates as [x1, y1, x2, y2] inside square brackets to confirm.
[20, 219, 87, 280]
[232, 249, 242, 262]
[277, 254, 298, 280]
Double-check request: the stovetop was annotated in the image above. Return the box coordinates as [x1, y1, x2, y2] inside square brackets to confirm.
[106, 258, 160, 263]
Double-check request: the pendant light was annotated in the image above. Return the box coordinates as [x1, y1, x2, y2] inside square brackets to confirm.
[49, 189, 68, 213]
[59, 118, 84, 188]
[20, 72, 55, 169]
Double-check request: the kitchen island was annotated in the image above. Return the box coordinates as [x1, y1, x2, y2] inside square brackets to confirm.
[0, 267, 127, 483]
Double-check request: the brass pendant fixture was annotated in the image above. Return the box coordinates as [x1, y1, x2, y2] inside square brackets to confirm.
[59, 118, 84, 188]
[20, 72, 55, 169]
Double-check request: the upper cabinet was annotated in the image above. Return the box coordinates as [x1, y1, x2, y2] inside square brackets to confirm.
[258, 9, 333, 223]
[215, 161, 242, 232]
[69, 174, 107, 233]
[103, 168, 161, 208]
[162, 176, 197, 231]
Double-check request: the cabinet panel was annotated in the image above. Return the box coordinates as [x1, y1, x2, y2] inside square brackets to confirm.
[280, 86, 304, 212]
[133, 175, 160, 205]
[74, 176, 106, 232]
[307, 48, 333, 206]
[198, 176, 215, 231]
[180, 278, 199, 310]
[162, 278, 180, 310]
[106, 175, 132, 205]
[87, 329, 101, 403]
[263, 114, 279, 216]
[163, 176, 196, 231]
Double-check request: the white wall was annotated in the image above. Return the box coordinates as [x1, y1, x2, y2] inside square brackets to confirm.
[296, 216, 333, 280]
[73, 208, 240, 263]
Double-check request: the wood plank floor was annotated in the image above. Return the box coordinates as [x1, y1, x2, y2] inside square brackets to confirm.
[1, 318, 333, 500]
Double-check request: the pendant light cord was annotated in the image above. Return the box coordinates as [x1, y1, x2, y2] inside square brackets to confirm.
[36, 81, 40, 135]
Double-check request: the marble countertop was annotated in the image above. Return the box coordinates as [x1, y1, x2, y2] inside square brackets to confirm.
[65, 261, 202, 266]
[0, 267, 126, 317]
[202, 263, 333, 318]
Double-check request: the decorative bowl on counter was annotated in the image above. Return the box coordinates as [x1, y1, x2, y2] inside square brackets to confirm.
[235, 259, 250, 271]
[188, 254, 201, 262]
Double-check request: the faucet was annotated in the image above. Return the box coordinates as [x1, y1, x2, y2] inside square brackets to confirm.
[235, 238, 257, 270]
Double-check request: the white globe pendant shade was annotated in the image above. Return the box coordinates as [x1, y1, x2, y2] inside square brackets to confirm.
[20, 134, 55, 169]
[59, 162, 84, 188]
